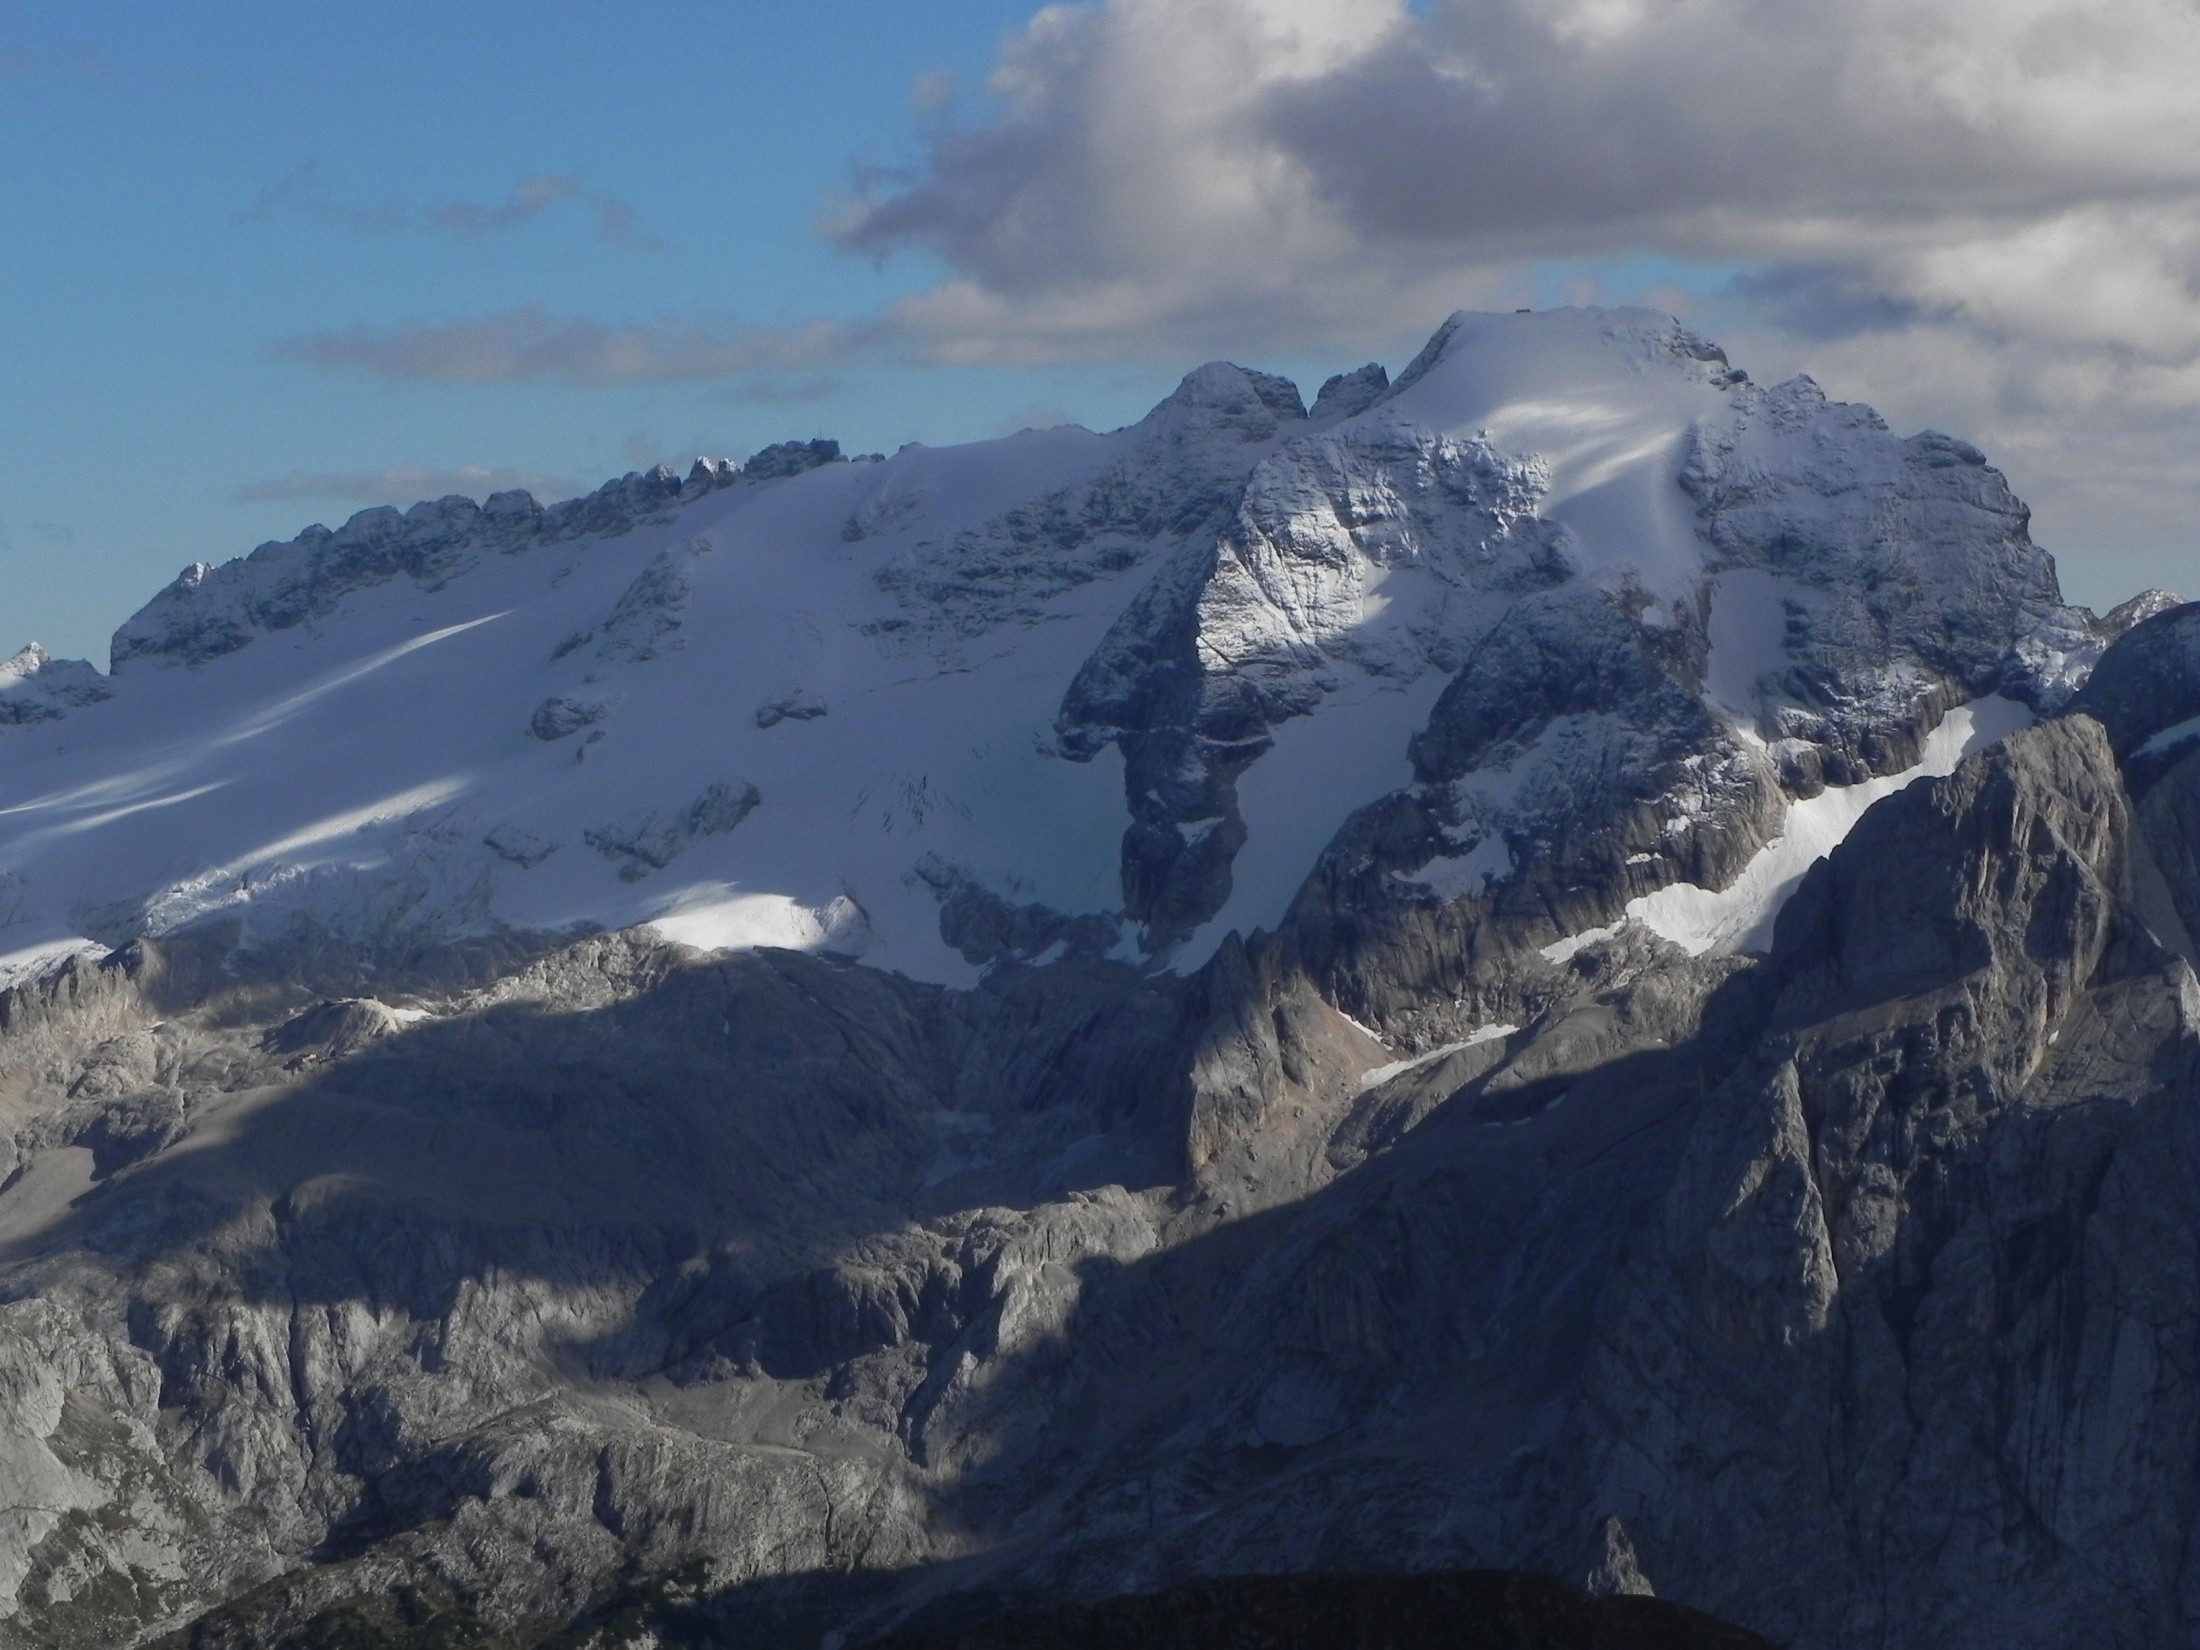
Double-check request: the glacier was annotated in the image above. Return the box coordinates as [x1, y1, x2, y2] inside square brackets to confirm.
[0, 309, 2100, 996]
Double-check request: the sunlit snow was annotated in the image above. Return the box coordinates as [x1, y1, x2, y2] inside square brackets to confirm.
[1543, 696, 2035, 963]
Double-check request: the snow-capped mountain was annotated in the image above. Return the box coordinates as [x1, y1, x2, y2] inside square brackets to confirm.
[0, 310, 2108, 992]
[2, 309, 2194, 1650]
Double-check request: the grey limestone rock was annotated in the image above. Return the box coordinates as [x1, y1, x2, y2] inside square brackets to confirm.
[2096, 585, 2184, 639]
[910, 855, 1122, 968]
[260, 997, 408, 1065]
[755, 685, 829, 728]
[1583, 1517, 1656, 1600]
[1050, 331, 2073, 972]
[481, 825, 560, 868]
[525, 695, 607, 741]
[1309, 362, 1390, 422]
[551, 541, 705, 665]
[0, 696, 2194, 1649]
[742, 437, 842, 482]
[1555, 717, 2200, 1649]
[2070, 598, 2200, 763]
[106, 460, 766, 674]
[584, 778, 761, 880]
[1053, 414, 1583, 950]
[870, 363, 1306, 649]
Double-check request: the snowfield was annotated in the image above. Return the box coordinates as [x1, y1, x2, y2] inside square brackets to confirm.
[0, 309, 2076, 987]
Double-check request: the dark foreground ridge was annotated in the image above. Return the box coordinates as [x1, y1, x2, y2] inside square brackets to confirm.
[159, 1569, 1782, 1650]
[870, 1571, 1781, 1650]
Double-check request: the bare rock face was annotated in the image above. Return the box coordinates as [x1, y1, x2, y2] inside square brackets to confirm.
[10, 696, 2191, 1650]
[582, 778, 761, 879]
[2072, 599, 2200, 765]
[260, 997, 407, 1065]
[1571, 718, 2198, 1647]
[2073, 602, 2200, 963]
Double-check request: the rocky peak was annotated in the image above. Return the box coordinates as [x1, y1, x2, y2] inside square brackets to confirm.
[1137, 361, 1308, 443]
[741, 437, 842, 481]
[1384, 305, 1740, 405]
[0, 640, 111, 726]
[2095, 586, 2184, 640]
[2070, 599, 2200, 761]
[1308, 362, 1389, 422]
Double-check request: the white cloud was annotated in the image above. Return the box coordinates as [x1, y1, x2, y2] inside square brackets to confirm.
[268, 0, 2200, 599]
[820, 0, 1451, 359]
[829, 0, 2200, 597]
[832, 0, 2200, 349]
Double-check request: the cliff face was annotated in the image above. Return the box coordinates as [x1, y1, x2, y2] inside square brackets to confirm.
[0, 313, 2191, 1650]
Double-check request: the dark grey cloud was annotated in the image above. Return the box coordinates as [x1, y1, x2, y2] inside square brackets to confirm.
[1260, 3, 2195, 254]
[725, 376, 842, 406]
[827, 0, 2200, 359]
[241, 162, 663, 251]
[272, 308, 862, 387]
[1726, 265, 1929, 342]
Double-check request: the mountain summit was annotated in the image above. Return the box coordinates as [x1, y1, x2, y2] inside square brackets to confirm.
[0, 310, 2192, 1650]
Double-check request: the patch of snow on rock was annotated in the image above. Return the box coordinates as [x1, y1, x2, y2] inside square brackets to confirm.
[1592, 696, 2034, 960]
[645, 885, 871, 957]
[2138, 713, 2200, 759]
[1357, 1023, 1518, 1091]
[1541, 922, 1627, 966]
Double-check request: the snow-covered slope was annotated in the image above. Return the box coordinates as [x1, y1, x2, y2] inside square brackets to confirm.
[0, 309, 2090, 991]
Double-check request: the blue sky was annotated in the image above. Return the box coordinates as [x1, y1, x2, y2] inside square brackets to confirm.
[5, 0, 2196, 663]
[1, 1, 1178, 660]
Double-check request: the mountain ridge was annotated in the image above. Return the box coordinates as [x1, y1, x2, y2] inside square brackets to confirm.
[0, 306, 2147, 997]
